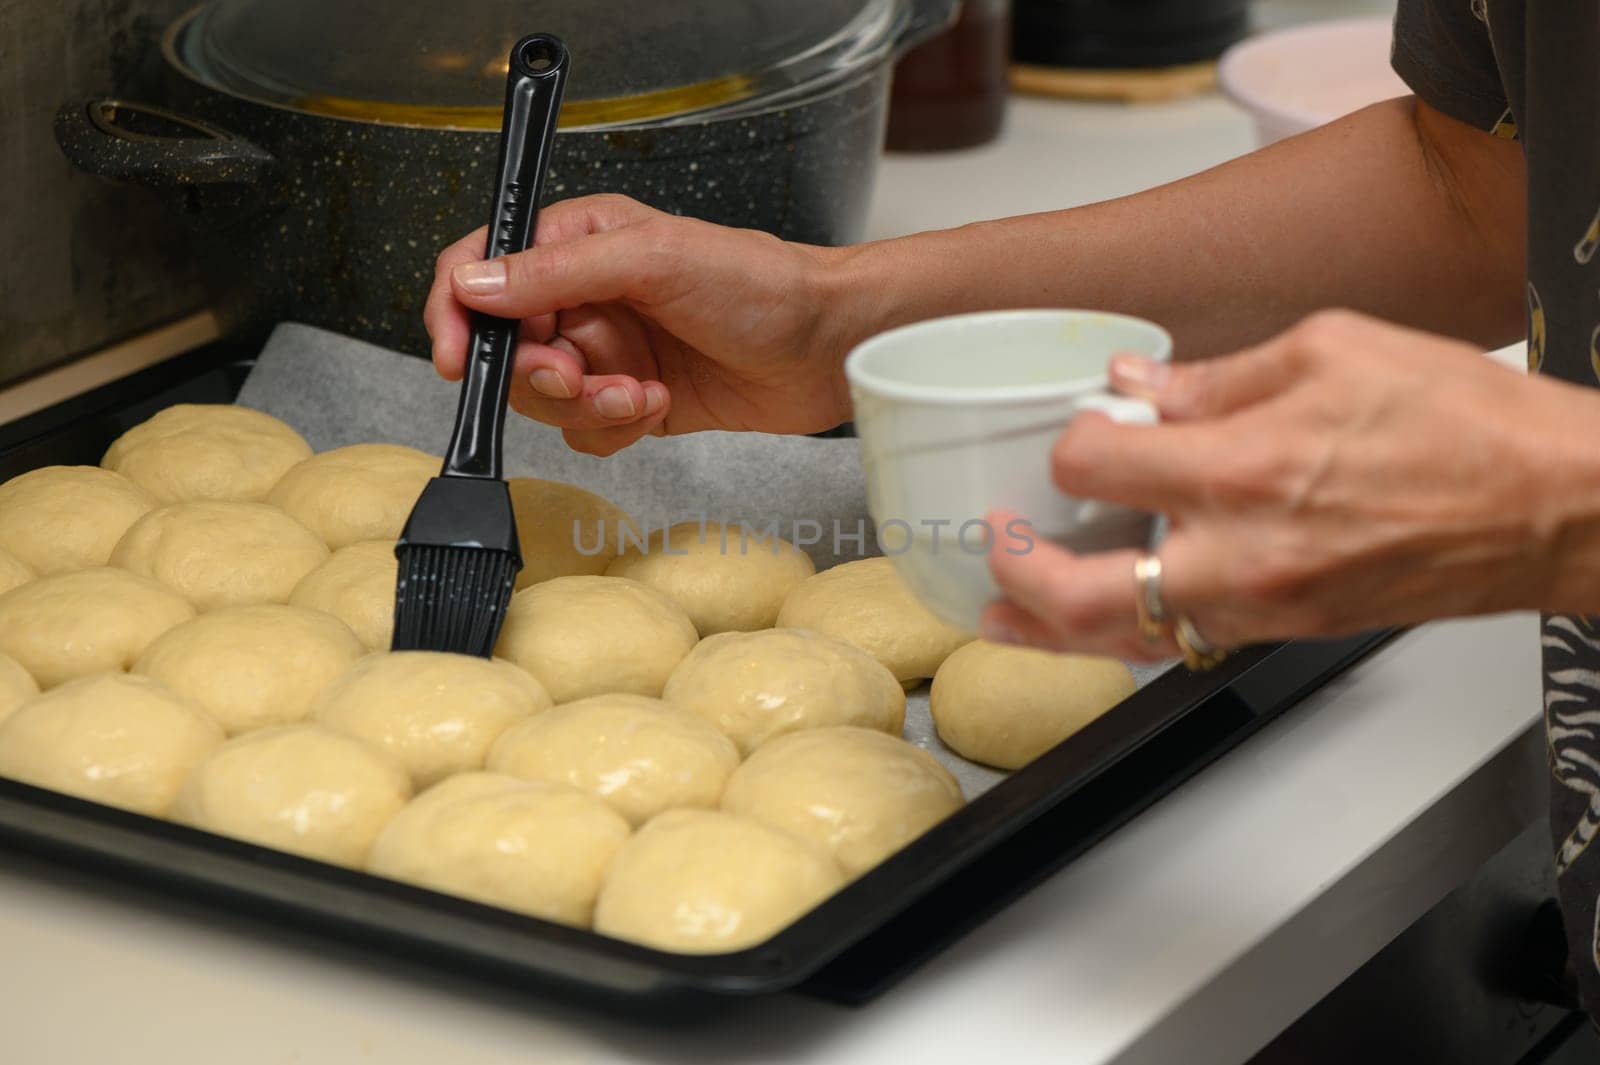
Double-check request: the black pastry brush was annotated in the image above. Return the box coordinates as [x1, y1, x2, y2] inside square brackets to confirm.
[392, 34, 569, 656]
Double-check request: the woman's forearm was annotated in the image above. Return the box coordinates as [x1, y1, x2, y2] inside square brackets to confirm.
[829, 97, 1527, 361]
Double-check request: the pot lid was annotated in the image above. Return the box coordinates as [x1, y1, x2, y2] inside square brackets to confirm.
[168, 0, 904, 129]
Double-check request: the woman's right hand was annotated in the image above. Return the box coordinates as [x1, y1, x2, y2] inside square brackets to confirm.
[423, 194, 867, 455]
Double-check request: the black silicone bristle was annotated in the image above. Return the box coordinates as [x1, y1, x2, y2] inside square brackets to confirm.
[391, 476, 523, 656]
[392, 546, 519, 656]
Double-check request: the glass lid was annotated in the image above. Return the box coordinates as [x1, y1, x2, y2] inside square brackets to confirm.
[167, 0, 903, 129]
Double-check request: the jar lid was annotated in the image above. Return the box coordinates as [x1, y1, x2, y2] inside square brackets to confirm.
[168, 0, 905, 129]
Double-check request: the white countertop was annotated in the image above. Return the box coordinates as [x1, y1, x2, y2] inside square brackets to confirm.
[866, 0, 1396, 239]
[9, 5, 1549, 1062]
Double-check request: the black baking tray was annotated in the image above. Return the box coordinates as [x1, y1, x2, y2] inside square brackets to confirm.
[0, 341, 1395, 1009]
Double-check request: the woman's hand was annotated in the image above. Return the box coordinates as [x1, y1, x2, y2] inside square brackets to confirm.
[983, 310, 1600, 661]
[423, 194, 864, 455]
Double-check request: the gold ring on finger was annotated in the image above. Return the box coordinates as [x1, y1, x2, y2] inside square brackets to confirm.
[1175, 615, 1228, 672]
[1133, 553, 1171, 644]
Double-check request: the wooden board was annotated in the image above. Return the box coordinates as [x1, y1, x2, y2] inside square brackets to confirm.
[1011, 60, 1218, 103]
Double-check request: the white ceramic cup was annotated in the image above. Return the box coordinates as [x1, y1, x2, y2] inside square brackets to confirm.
[844, 309, 1173, 632]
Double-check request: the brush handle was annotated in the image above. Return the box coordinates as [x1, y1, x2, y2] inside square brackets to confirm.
[443, 35, 569, 479]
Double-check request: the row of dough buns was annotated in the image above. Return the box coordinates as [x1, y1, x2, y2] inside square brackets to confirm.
[0, 403, 1144, 953]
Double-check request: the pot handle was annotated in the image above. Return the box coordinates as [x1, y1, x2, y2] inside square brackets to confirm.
[895, 0, 961, 56]
[54, 99, 277, 187]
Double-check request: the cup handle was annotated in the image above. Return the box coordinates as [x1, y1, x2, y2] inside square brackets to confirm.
[1076, 393, 1158, 427]
[1068, 393, 1166, 550]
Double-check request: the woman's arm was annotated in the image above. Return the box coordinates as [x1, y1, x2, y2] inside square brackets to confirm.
[837, 97, 1527, 361]
[424, 99, 1526, 453]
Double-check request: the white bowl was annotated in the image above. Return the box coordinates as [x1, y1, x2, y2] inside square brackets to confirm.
[1218, 16, 1408, 146]
[844, 310, 1172, 632]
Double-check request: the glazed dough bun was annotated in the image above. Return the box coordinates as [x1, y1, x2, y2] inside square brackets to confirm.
[312, 652, 552, 788]
[777, 557, 972, 685]
[604, 520, 815, 635]
[663, 628, 905, 756]
[0, 465, 154, 575]
[488, 693, 739, 826]
[0, 673, 222, 815]
[494, 576, 697, 703]
[101, 404, 312, 503]
[721, 727, 963, 877]
[0, 546, 35, 597]
[266, 443, 437, 549]
[133, 605, 364, 734]
[507, 477, 636, 589]
[367, 772, 631, 926]
[930, 641, 1138, 770]
[0, 653, 38, 724]
[288, 540, 398, 650]
[174, 724, 411, 867]
[594, 809, 844, 953]
[110, 502, 329, 610]
[0, 567, 195, 688]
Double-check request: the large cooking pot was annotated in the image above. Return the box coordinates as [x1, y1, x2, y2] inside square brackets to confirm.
[56, 0, 956, 356]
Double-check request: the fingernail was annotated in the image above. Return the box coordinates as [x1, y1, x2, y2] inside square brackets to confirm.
[529, 368, 572, 398]
[594, 385, 637, 420]
[1110, 354, 1171, 395]
[980, 618, 1022, 645]
[642, 384, 666, 415]
[453, 259, 507, 295]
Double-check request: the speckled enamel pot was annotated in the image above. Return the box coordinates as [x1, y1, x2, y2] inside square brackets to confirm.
[56, 6, 950, 357]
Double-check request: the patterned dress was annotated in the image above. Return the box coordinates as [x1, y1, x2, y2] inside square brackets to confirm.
[1394, 0, 1600, 1017]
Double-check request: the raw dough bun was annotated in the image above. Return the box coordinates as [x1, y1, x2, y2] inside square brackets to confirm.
[507, 477, 636, 589]
[174, 724, 411, 867]
[0, 567, 196, 688]
[0, 546, 35, 597]
[0, 673, 222, 815]
[110, 502, 329, 611]
[0, 465, 155, 575]
[266, 444, 438, 550]
[312, 651, 551, 788]
[288, 540, 398, 651]
[605, 520, 814, 635]
[102, 404, 313, 503]
[367, 772, 630, 925]
[594, 809, 843, 953]
[494, 576, 698, 703]
[777, 557, 973, 685]
[663, 628, 905, 756]
[930, 641, 1137, 770]
[133, 605, 364, 734]
[721, 726, 963, 877]
[488, 693, 739, 826]
[0, 653, 39, 724]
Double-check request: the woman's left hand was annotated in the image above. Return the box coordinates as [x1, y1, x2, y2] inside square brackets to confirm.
[982, 309, 1600, 662]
